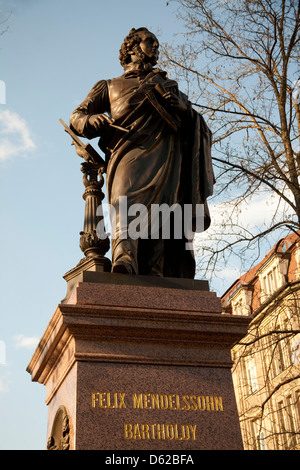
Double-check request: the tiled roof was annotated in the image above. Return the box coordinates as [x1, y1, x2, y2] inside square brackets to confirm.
[221, 230, 300, 301]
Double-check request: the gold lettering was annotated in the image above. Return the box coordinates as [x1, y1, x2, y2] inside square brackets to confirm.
[168, 394, 176, 410]
[118, 393, 126, 409]
[160, 394, 168, 409]
[206, 396, 215, 411]
[123, 423, 197, 441]
[189, 424, 197, 440]
[215, 396, 223, 411]
[91, 392, 98, 408]
[92, 391, 224, 414]
[151, 394, 160, 409]
[175, 394, 186, 410]
[143, 393, 151, 409]
[133, 423, 142, 439]
[197, 395, 206, 410]
[100, 393, 106, 408]
[149, 423, 156, 439]
[157, 423, 166, 440]
[182, 424, 190, 440]
[166, 424, 174, 439]
[132, 393, 143, 408]
[182, 395, 190, 410]
[190, 395, 197, 411]
[141, 424, 150, 439]
[124, 423, 133, 439]
[106, 392, 115, 408]
[174, 424, 183, 440]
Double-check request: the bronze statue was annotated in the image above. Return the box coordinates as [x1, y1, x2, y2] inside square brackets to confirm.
[70, 27, 214, 278]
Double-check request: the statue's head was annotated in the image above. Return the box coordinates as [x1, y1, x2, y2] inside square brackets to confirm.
[119, 27, 159, 68]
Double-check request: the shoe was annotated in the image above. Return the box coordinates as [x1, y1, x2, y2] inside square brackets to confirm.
[112, 262, 132, 274]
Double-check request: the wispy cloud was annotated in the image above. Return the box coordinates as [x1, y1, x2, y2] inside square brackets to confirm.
[0, 109, 36, 161]
[208, 192, 286, 229]
[13, 334, 39, 350]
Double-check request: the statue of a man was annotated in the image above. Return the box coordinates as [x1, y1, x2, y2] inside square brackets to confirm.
[70, 27, 214, 278]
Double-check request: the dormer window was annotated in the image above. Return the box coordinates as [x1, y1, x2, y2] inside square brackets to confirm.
[261, 266, 278, 296]
[257, 253, 289, 302]
[229, 284, 253, 316]
[232, 297, 244, 316]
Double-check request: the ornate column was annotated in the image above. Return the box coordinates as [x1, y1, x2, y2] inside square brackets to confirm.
[79, 161, 110, 261]
[59, 119, 111, 302]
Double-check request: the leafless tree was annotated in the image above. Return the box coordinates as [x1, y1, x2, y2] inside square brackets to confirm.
[161, 0, 300, 285]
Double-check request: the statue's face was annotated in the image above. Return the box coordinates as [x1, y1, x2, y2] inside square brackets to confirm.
[137, 31, 159, 65]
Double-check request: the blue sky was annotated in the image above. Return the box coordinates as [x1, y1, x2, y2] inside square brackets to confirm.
[0, 0, 191, 450]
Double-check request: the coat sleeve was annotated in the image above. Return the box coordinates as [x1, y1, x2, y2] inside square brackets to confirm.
[69, 80, 110, 139]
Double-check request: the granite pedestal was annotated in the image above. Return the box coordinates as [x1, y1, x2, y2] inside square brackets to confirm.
[27, 272, 249, 450]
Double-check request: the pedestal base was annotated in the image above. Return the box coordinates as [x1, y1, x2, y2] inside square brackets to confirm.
[27, 273, 249, 450]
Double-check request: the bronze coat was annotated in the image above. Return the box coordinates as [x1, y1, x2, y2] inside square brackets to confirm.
[70, 69, 214, 278]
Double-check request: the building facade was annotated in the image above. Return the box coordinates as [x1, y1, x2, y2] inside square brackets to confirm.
[221, 232, 300, 450]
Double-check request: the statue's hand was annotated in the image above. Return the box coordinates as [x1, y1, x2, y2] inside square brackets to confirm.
[163, 92, 188, 114]
[88, 114, 112, 133]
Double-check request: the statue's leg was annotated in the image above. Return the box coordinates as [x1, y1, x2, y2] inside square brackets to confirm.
[111, 237, 139, 274]
[137, 238, 164, 277]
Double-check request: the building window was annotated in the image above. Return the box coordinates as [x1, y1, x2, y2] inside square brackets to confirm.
[250, 420, 267, 450]
[286, 395, 297, 448]
[268, 325, 292, 378]
[277, 397, 299, 449]
[259, 255, 289, 302]
[278, 401, 288, 448]
[259, 431, 266, 450]
[248, 421, 257, 450]
[230, 288, 253, 316]
[276, 336, 285, 374]
[291, 337, 300, 365]
[281, 317, 294, 368]
[262, 266, 278, 296]
[233, 297, 243, 315]
[246, 356, 258, 393]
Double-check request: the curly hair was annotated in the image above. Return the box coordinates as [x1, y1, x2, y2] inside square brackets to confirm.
[119, 27, 158, 66]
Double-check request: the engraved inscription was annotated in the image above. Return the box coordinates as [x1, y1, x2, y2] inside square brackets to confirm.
[91, 391, 224, 442]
